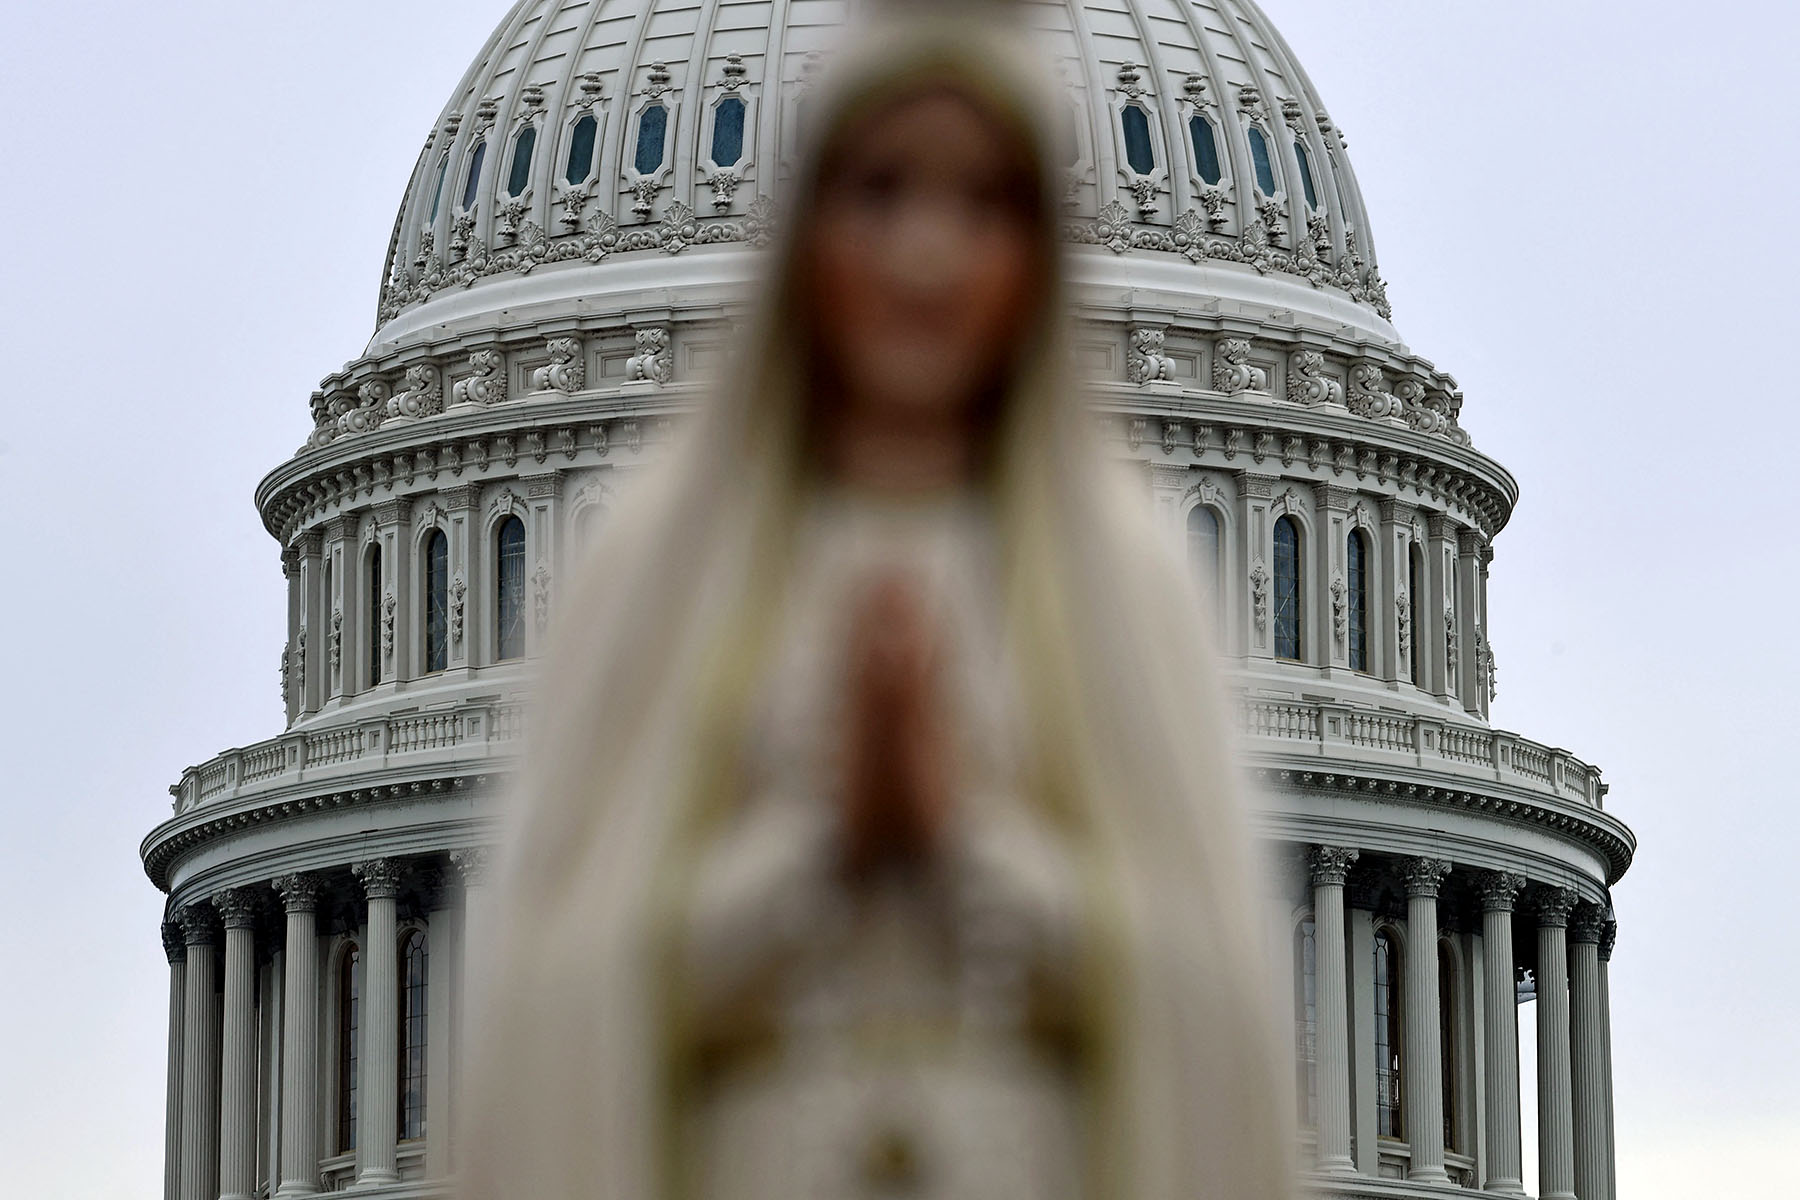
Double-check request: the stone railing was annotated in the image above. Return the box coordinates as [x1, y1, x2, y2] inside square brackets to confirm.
[169, 699, 528, 815]
[1239, 697, 1607, 810]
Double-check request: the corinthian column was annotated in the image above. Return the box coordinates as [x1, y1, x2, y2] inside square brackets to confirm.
[213, 888, 262, 1200]
[1533, 886, 1579, 1200]
[1307, 845, 1359, 1173]
[272, 873, 323, 1198]
[176, 904, 221, 1200]
[161, 922, 186, 1200]
[1599, 921, 1617, 1200]
[1476, 872, 1526, 1193]
[1569, 903, 1611, 1200]
[1400, 857, 1453, 1183]
[354, 858, 405, 1187]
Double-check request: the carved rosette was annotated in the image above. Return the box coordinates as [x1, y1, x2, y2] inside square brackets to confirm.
[352, 858, 406, 901]
[1475, 870, 1526, 913]
[1307, 845, 1360, 887]
[1399, 856, 1453, 898]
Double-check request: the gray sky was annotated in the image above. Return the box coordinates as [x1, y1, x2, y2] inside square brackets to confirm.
[1, 2, 1793, 1196]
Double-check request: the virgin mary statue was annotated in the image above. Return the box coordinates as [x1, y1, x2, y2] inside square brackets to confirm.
[456, 6, 1296, 1199]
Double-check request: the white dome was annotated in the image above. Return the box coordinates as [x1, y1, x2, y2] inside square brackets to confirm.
[372, 0, 1393, 346]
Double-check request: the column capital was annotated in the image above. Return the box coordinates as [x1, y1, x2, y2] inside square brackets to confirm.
[352, 857, 406, 900]
[1475, 869, 1528, 913]
[1568, 902, 1608, 945]
[449, 846, 494, 887]
[175, 902, 220, 947]
[161, 919, 187, 963]
[1531, 885, 1580, 927]
[271, 871, 324, 913]
[211, 886, 264, 930]
[1399, 856, 1453, 898]
[1598, 920, 1617, 962]
[1307, 845, 1360, 887]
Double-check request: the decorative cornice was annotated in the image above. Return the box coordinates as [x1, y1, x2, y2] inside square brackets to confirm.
[1307, 844, 1359, 887]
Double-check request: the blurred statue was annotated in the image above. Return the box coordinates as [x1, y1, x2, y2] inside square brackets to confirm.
[458, 8, 1293, 1200]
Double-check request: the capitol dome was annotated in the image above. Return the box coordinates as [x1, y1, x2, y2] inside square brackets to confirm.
[146, 4, 1632, 1200]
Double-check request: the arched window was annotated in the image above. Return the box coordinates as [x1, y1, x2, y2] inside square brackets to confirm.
[423, 530, 449, 674]
[336, 944, 360, 1153]
[1294, 139, 1319, 209]
[1273, 516, 1302, 661]
[1408, 545, 1424, 685]
[1439, 940, 1460, 1152]
[573, 505, 605, 553]
[1346, 529, 1369, 672]
[1294, 917, 1318, 1127]
[565, 114, 599, 185]
[397, 931, 428, 1141]
[495, 516, 526, 661]
[1247, 125, 1278, 196]
[1121, 103, 1155, 175]
[367, 544, 384, 688]
[1187, 506, 1221, 608]
[1374, 929, 1404, 1139]
[460, 139, 487, 210]
[634, 103, 669, 175]
[1190, 114, 1222, 185]
[427, 153, 450, 224]
[506, 125, 537, 197]
[711, 97, 747, 168]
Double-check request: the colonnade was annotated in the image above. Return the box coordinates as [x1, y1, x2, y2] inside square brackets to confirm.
[160, 849, 490, 1200]
[1298, 845, 1618, 1197]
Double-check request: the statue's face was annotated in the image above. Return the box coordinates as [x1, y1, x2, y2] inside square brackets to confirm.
[802, 85, 1043, 433]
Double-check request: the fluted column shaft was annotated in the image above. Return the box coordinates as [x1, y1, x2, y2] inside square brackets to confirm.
[1477, 873, 1526, 1193]
[176, 906, 221, 1200]
[214, 889, 261, 1200]
[1535, 888, 1579, 1200]
[1401, 858, 1452, 1183]
[448, 847, 492, 1174]
[1307, 846, 1358, 1173]
[274, 874, 323, 1197]
[355, 859, 404, 1187]
[161, 924, 187, 1200]
[1570, 905, 1610, 1200]
[1599, 923, 1617, 1200]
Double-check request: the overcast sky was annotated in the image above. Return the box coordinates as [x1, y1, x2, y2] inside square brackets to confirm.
[1, 2, 1794, 1197]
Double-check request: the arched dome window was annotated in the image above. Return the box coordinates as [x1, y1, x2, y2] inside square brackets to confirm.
[1294, 138, 1319, 210]
[1294, 916, 1318, 1128]
[336, 944, 361, 1153]
[635, 103, 669, 176]
[1347, 529, 1369, 672]
[711, 96, 747, 168]
[427, 152, 450, 224]
[423, 530, 449, 674]
[1187, 506, 1221, 629]
[367, 544, 384, 688]
[565, 113, 599, 185]
[1375, 929, 1404, 1139]
[506, 125, 537, 197]
[1190, 114, 1222, 186]
[1408, 545, 1424, 686]
[495, 516, 527, 662]
[1439, 940, 1460, 1153]
[1120, 102, 1155, 175]
[460, 139, 487, 211]
[1273, 516, 1302, 661]
[398, 930, 428, 1141]
[1247, 125, 1278, 196]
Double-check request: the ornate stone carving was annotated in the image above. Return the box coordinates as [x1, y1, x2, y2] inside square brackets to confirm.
[532, 563, 553, 634]
[1126, 417, 1145, 451]
[336, 378, 390, 436]
[387, 363, 444, 421]
[450, 575, 467, 647]
[1126, 326, 1174, 385]
[380, 591, 397, 663]
[174, 903, 220, 946]
[161, 921, 186, 963]
[1212, 337, 1267, 394]
[530, 337, 585, 394]
[352, 857, 405, 901]
[1598, 920, 1617, 962]
[1346, 361, 1402, 420]
[1395, 589, 1411, 663]
[1307, 845, 1359, 887]
[1249, 558, 1270, 634]
[1161, 420, 1182, 456]
[1285, 349, 1342, 406]
[327, 609, 342, 678]
[1569, 902, 1608, 944]
[1330, 574, 1347, 647]
[293, 629, 306, 697]
[1475, 870, 1526, 912]
[1445, 606, 1458, 671]
[211, 886, 262, 930]
[1532, 885, 1580, 927]
[626, 327, 673, 385]
[449, 846, 493, 887]
[1399, 856, 1453, 898]
[454, 348, 508, 406]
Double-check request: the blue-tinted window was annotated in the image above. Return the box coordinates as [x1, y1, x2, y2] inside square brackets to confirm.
[1295, 139, 1319, 209]
[1121, 103, 1155, 175]
[496, 516, 526, 661]
[711, 96, 746, 167]
[428, 154, 450, 223]
[1347, 529, 1368, 671]
[565, 114, 598, 185]
[424, 530, 448, 674]
[1190, 114, 1222, 185]
[1248, 125, 1277, 196]
[1274, 516, 1301, 661]
[635, 104, 668, 175]
[460, 140, 487, 210]
[507, 125, 536, 196]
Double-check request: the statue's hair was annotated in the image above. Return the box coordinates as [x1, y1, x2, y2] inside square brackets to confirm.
[456, 9, 1295, 1199]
